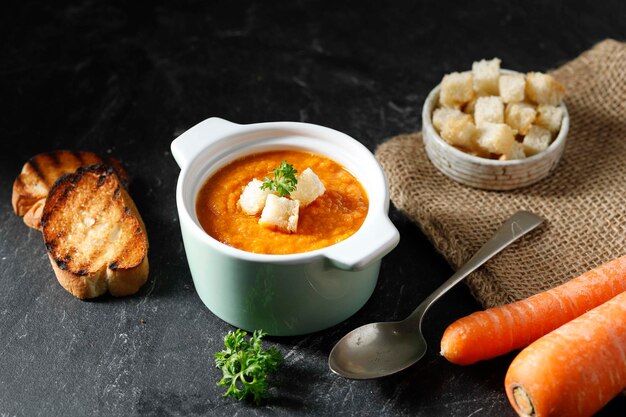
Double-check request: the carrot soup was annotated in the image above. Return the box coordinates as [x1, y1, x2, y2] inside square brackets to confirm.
[196, 150, 368, 254]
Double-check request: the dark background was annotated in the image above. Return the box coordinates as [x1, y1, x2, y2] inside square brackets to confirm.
[1, 1, 625, 416]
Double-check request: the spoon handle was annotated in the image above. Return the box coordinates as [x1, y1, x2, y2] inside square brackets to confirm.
[406, 211, 544, 327]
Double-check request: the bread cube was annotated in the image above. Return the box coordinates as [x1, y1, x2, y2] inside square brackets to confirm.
[477, 123, 516, 155]
[522, 125, 552, 156]
[535, 104, 564, 133]
[259, 194, 299, 233]
[239, 179, 271, 215]
[505, 102, 537, 135]
[474, 96, 504, 127]
[290, 168, 325, 206]
[525, 72, 565, 106]
[439, 72, 474, 108]
[499, 74, 526, 103]
[432, 107, 465, 132]
[472, 58, 501, 95]
[440, 113, 477, 150]
[499, 141, 526, 161]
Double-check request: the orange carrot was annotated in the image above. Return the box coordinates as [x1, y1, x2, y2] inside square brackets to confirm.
[504, 290, 626, 417]
[440, 255, 626, 365]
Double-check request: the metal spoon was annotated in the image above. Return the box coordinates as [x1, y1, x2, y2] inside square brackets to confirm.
[328, 211, 544, 379]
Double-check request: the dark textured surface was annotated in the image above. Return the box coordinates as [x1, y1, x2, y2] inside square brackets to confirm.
[1, 1, 625, 416]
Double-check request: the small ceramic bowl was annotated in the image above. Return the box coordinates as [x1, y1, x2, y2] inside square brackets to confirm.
[422, 70, 570, 190]
[171, 118, 399, 336]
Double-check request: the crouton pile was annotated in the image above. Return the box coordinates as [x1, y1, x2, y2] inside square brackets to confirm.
[238, 167, 325, 233]
[433, 58, 566, 160]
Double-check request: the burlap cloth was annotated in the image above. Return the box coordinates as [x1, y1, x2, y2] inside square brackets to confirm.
[375, 39, 626, 308]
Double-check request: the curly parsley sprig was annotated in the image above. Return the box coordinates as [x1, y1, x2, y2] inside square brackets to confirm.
[260, 161, 298, 197]
[214, 329, 283, 404]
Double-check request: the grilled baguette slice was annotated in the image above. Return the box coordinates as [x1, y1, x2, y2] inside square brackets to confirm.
[12, 150, 128, 230]
[41, 165, 148, 299]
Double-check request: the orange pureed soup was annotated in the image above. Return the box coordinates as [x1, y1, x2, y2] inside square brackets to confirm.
[196, 150, 369, 254]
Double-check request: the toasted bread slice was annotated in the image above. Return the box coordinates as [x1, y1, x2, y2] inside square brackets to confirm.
[12, 150, 128, 230]
[41, 165, 148, 299]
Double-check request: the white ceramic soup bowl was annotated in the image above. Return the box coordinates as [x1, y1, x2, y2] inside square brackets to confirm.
[171, 117, 399, 336]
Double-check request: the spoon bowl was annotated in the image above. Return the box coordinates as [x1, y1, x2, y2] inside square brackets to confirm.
[329, 211, 544, 379]
[329, 321, 427, 379]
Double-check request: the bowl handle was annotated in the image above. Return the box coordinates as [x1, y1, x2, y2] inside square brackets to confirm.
[325, 216, 400, 271]
[171, 117, 241, 170]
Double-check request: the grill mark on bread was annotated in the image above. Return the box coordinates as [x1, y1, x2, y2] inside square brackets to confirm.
[106, 158, 129, 187]
[97, 174, 107, 187]
[72, 151, 85, 165]
[27, 158, 45, 182]
[40, 153, 62, 184]
[48, 152, 61, 166]
[41, 213, 49, 227]
[61, 184, 75, 201]
[45, 240, 56, 252]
